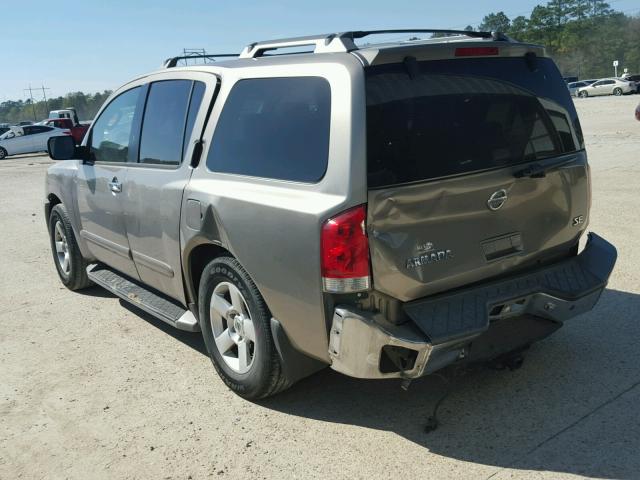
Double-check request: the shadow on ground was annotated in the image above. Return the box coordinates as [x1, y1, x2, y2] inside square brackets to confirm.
[104, 288, 640, 478]
[265, 288, 640, 478]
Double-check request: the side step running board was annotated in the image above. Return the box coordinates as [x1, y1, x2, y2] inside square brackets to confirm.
[87, 264, 200, 332]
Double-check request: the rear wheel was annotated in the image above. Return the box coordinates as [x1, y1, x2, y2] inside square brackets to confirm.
[198, 257, 289, 399]
[49, 204, 92, 290]
[613, 87, 623, 96]
[0, 147, 7, 159]
[578, 90, 588, 98]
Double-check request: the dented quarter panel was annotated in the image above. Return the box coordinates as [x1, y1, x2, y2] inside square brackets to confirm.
[181, 55, 368, 362]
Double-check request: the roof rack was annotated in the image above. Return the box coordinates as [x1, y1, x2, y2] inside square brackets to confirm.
[163, 53, 239, 68]
[240, 29, 507, 59]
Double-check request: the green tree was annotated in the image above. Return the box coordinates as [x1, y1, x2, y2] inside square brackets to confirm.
[0, 90, 112, 124]
[479, 11, 511, 32]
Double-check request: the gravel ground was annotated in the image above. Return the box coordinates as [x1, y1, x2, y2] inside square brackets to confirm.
[1, 95, 639, 480]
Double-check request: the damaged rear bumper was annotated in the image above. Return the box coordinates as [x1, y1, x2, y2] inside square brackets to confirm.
[328, 233, 617, 380]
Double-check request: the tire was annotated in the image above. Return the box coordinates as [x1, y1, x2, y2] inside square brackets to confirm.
[613, 88, 623, 96]
[49, 204, 92, 290]
[0, 147, 7, 159]
[198, 257, 290, 399]
[578, 91, 588, 98]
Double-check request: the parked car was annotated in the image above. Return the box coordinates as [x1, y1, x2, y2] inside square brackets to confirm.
[622, 74, 640, 93]
[0, 125, 70, 159]
[42, 118, 89, 144]
[578, 78, 637, 97]
[49, 108, 82, 123]
[18, 121, 33, 126]
[567, 81, 588, 96]
[45, 29, 616, 399]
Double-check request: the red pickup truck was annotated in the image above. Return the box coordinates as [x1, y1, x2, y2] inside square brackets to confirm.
[42, 118, 89, 144]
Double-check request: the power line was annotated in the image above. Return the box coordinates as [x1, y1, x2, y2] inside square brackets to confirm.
[23, 85, 38, 122]
[41, 85, 50, 114]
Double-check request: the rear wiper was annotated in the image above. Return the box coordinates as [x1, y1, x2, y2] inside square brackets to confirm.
[514, 163, 547, 178]
[514, 156, 577, 179]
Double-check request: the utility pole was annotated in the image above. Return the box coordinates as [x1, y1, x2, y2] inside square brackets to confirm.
[23, 84, 37, 121]
[41, 85, 51, 114]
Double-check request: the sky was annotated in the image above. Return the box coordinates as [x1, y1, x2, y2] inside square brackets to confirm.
[4, 0, 640, 102]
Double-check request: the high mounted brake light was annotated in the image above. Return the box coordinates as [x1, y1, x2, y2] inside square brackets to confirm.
[321, 205, 370, 293]
[455, 47, 499, 57]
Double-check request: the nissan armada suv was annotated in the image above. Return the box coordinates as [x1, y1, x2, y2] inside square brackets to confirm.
[45, 29, 617, 399]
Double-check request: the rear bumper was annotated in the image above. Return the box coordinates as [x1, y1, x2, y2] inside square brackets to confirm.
[328, 233, 617, 379]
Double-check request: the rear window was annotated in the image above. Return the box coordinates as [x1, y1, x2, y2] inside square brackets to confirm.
[206, 77, 331, 183]
[366, 57, 583, 188]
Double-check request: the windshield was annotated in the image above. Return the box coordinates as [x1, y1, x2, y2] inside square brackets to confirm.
[365, 56, 583, 188]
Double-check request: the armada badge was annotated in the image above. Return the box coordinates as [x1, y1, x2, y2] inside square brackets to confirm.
[406, 242, 454, 269]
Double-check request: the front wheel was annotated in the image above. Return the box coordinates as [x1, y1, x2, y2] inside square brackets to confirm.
[198, 257, 290, 399]
[578, 91, 588, 98]
[0, 147, 7, 159]
[613, 88, 623, 96]
[49, 204, 92, 290]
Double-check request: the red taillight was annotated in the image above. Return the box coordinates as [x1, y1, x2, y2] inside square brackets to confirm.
[321, 205, 370, 293]
[62, 130, 72, 135]
[455, 47, 499, 57]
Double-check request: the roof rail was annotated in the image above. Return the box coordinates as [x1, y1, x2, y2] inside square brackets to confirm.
[240, 29, 507, 59]
[163, 53, 239, 68]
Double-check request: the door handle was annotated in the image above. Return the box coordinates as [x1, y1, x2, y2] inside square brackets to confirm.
[109, 177, 122, 194]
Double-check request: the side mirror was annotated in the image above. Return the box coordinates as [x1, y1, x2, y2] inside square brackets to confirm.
[48, 135, 88, 161]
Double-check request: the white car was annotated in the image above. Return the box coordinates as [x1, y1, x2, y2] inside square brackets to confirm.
[0, 125, 70, 159]
[577, 78, 637, 98]
[567, 81, 588, 96]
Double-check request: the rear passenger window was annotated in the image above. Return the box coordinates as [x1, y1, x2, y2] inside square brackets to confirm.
[139, 80, 192, 165]
[206, 77, 331, 182]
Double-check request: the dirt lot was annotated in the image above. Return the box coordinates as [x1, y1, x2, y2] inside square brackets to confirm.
[1, 95, 639, 480]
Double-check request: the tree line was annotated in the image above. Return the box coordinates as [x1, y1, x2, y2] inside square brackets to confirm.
[470, 0, 640, 79]
[0, 91, 112, 125]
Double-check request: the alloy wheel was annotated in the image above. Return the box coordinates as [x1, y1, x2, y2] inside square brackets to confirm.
[54, 221, 71, 275]
[209, 282, 256, 374]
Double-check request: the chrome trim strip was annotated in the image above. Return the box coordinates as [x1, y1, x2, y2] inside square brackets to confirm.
[131, 250, 175, 278]
[80, 230, 131, 259]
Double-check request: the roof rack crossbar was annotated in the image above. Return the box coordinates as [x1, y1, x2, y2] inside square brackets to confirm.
[343, 29, 500, 40]
[239, 34, 354, 58]
[163, 53, 239, 69]
[239, 29, 507, 59]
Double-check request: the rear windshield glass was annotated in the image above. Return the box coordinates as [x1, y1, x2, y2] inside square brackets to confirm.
[366, 57, 584, 188]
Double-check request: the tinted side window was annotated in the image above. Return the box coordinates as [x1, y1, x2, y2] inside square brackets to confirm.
[207, 77, 331, 182]
[31, 126, 52, 134]
[182, 81, 206, 159]
[139, 80, 192, 165]
[91, 87, 141, 163]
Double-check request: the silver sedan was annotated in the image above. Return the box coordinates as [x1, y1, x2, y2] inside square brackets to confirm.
[577, 78, 637, 98]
